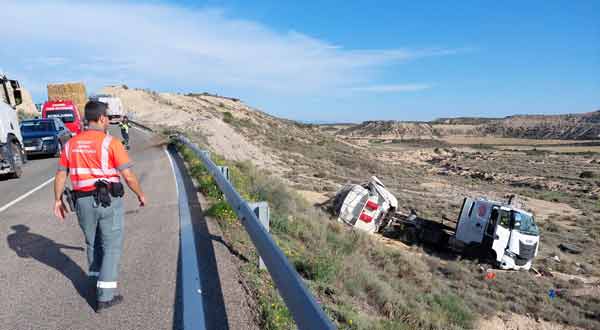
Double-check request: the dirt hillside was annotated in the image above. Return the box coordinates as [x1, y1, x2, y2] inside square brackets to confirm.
[100, 86, 281, 168]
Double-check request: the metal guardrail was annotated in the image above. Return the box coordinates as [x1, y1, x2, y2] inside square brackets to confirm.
[128, 119, 153, 132]
[175, 135, 336, 330]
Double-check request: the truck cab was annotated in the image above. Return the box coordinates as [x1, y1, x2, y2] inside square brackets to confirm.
[0, 74, 25, 177]
[456, 198, 540, 270]
[42, 100, 82, 135]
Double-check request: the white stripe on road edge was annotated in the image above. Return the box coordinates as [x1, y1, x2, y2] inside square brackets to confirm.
[164, 147, 207, 330]
[97, 281, 117, 289]
[0, 177, 55, 214]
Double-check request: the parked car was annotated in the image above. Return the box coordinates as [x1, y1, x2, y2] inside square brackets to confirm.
[42, 100, 83, 135]
[20, 118, 71, 157]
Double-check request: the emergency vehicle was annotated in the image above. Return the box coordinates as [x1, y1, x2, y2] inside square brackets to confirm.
[42, 100, 83, 135]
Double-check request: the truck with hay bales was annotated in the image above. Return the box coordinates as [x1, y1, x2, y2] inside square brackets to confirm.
[47, 82, 87, 117]
[0, 73, 25, 178]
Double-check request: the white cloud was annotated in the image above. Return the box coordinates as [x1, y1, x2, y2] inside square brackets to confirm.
[350, 84, 432, 93]
[0, 1, 458, 102]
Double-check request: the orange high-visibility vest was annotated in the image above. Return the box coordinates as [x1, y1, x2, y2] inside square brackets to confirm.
[58, 129, 131, 192]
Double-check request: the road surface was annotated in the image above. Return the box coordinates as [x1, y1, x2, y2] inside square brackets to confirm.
[0, 127, 182, 330]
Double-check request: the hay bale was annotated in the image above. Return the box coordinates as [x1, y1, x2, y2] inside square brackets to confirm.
[47, 82, 88, 115]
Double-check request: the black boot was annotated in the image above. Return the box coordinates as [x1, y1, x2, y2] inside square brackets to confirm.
[96, 295, 124, 313]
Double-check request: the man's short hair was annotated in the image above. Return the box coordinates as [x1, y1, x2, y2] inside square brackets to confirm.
[85, 101, 108, 122]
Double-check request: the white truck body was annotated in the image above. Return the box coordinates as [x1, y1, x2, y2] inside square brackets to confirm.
[455, 198, 540, 270]
[0, 74, 24, 176]
[95, 95, 124, 122]
[335, 176, 398, 234]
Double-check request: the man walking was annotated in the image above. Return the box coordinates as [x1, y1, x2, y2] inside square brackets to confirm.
[119, 116, 131, 150]
[53, 100, 146, 313]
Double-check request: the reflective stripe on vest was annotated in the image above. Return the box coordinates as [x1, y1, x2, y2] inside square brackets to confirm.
[64, 141, 71, 162]
[72, 177, 120, 190]
[69, 134, 120, 191]
[70, 168, 119, 176]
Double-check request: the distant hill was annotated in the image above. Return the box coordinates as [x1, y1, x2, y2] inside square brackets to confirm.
[338, 120, 437, 139]
[431, 117, 500, 125]
[478, 110, 600, 140]
[338, 110, 600, 140]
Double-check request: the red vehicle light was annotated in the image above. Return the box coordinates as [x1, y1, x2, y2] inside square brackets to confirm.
[365, 200, 379, 210]
[359, 213, 373, 223]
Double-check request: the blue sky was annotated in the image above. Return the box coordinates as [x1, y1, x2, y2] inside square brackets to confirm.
[1, 1, 598, 122]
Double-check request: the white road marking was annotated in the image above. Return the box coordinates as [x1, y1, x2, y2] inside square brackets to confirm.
[164, 146, 207, 328]
[0, 177, 55, 214]
[164, 147, 179, 192]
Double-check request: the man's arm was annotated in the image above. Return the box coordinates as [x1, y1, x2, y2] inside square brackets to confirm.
[53, 170, 68, 221]
[120, 168, 146, 206]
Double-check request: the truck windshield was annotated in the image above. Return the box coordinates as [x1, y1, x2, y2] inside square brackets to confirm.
[46, 110, 75, 123]
[21, 121, 55, 132]
[511, 211, 539, 236]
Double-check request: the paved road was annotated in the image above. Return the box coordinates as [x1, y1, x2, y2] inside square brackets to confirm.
[0, 127, 182, 330]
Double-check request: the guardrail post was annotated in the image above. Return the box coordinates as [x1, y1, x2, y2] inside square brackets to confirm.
[249, 201, 270, 270]
[218, 166, 230, 182]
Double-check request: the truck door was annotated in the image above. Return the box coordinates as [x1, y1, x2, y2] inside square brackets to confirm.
[455, 198, 474, 243]
[491, 209, 511, 262]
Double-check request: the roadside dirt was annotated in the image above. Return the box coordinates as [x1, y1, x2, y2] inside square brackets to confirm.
[477, 313, 584, 330]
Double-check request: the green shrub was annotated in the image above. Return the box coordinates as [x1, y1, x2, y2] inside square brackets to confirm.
[223, 111, 234, 123]
[206, 200, 236, 224]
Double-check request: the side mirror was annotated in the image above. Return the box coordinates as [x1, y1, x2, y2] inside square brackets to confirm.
[13, 90, 22, 107]
[59, 126, 64, 131]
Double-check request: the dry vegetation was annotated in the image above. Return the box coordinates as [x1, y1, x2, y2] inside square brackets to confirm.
[113, 86, 600, 329]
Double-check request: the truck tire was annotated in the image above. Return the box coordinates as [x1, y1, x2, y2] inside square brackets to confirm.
[9, 142, 23, 178]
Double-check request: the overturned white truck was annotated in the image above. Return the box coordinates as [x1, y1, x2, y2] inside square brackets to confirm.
[332, 177, 398, 234]
[332, 179, 540, 271]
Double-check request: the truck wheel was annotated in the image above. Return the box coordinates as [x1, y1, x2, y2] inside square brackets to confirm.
[9, 142, 23, 178]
